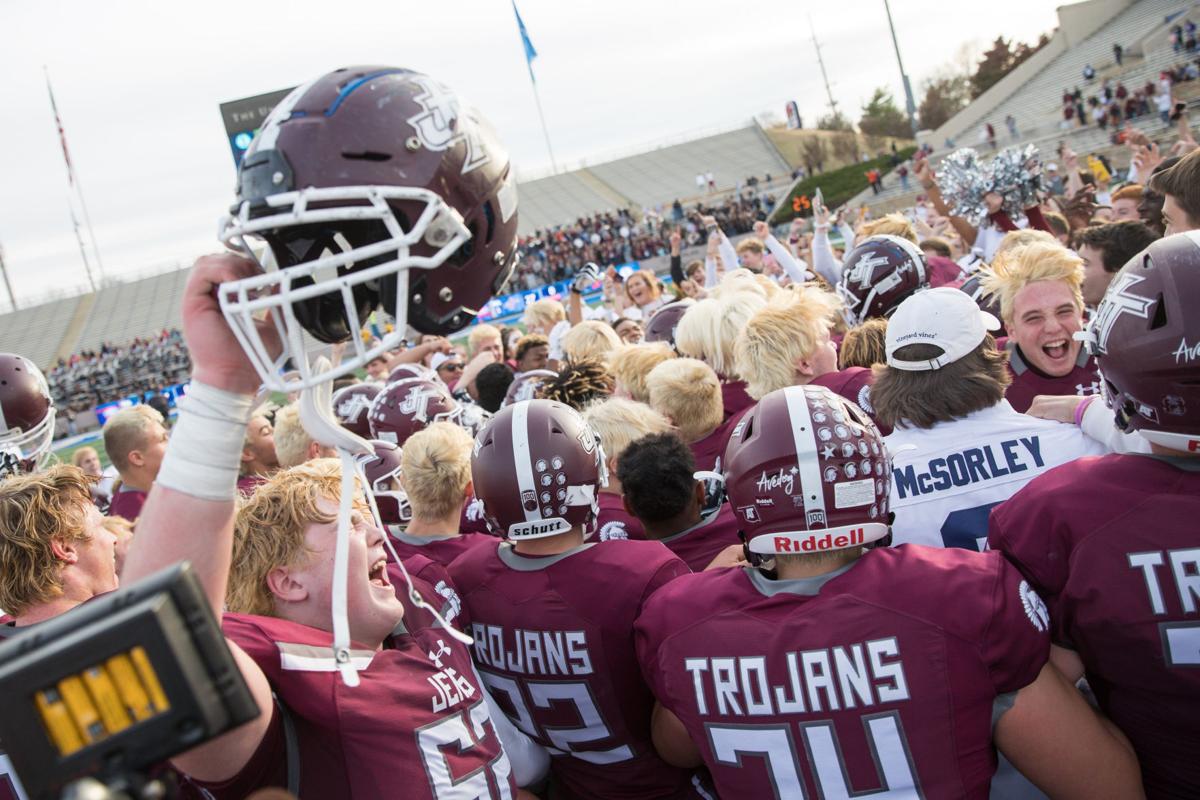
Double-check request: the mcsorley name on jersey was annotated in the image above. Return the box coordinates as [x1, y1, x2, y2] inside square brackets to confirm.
[894, 437, 1046, 498]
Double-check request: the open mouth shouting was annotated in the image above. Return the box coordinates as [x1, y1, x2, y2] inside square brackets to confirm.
[369, 557, 391, 589]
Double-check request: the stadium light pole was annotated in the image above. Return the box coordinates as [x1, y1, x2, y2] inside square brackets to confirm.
[881, 0, 920, 136]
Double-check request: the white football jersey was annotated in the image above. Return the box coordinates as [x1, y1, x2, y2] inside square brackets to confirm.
[885, 400, 1107, 550]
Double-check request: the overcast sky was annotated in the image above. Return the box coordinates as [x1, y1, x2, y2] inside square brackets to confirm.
[0, 0, 1060, 308]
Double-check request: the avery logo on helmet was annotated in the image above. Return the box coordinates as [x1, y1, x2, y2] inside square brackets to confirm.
[774, 527, 865, 552]
[406, 76, 490, 174]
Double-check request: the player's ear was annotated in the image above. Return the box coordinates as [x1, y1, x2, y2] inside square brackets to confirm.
[50, 537, 79, 564]
[693, 481, 707, 511]
[266, 565, 309, 605]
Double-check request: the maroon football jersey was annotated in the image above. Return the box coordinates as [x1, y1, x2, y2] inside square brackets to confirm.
[655, 503, 741, 572]
[389, 553, 472, 635]
[809, 368, 891, 435]
[720, 379, 754, 421]
[236, 474, 268, 497]
[989, 454, 1200, 797]
[449, 539, 698, 799]
[189, 610, 515, 799]
[107, 486, 147, 521]
[689, 407, 751, 474]
[388, 528, 495, 566]
[998, 338, 1100, 414]
[597, 491, 646, 541]
[634, 546, 1049, 799]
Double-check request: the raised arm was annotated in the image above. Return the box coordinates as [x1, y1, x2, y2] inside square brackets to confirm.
[120, 254, 276, 782]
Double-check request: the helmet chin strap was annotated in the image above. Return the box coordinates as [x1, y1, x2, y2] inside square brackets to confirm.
[299, 350, 471, 690]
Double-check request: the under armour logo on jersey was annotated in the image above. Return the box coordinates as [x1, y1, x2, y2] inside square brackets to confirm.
[1087, 273, 1153, 355]
[1019, 580, 1050, 632]
[406, 76, 490, 174]
[1075, 381, 1100, 396]
[399, 385, 441, 422]
[428, 639, 450, 669]
[337, 393, 373, 423]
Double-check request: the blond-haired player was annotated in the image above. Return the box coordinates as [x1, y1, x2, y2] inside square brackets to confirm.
[981, 241, 1100, 412]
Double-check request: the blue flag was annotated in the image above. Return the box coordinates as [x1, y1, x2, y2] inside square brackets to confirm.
[512, 1, 538, 83]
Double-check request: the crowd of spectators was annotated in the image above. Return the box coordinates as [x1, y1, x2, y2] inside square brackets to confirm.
[512, 187, 777, 290]
[1062, 62, 1199, 135]
[46, 329, 191, 413]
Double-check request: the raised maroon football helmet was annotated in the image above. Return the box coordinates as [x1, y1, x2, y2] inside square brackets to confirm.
[216, 66, 520, 392]
[723, 384, 891, 561]
[368, 377, 462, 447]
[471, 399, 606, 540]
[0, 353, 56, 468]
[1079, 231, 1200, 453]
[332, 382, 381, 439]
[644, 299, 694, 349]
[836, 235, 929, 325]
[356, 439, 411, 526]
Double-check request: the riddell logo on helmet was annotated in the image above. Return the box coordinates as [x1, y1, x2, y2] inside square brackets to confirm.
[775, 528, 865, 552]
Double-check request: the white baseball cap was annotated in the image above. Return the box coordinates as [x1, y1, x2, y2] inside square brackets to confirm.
[430, 352, 457, 371]
[886, 287, 1001, 371]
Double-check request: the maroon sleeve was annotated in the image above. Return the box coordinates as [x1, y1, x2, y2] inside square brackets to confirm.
[987, 478, 1073, 612]
[640, 553, 692, 608]
[184, 701, 286, 799]
[979, 556, 1052, 694]
[988, 210, 1018, 232]
[1023, 204, 1052, 233]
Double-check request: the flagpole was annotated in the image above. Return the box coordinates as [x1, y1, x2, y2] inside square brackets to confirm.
[44, 67, 105, 286]
[67, 200, 98, 293]
[0, 243, 17, 312]
[529, 81, 558, 174]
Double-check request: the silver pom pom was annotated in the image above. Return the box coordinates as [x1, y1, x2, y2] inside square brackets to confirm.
[988, 144, 1042, 218]
[935, 148, 988, 225]
[935, 145, 1043, 225]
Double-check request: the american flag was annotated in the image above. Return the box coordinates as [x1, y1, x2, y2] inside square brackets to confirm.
[44, 70, 75, 186]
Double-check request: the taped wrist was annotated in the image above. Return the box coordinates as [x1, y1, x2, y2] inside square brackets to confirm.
[156, 381, 256, 501]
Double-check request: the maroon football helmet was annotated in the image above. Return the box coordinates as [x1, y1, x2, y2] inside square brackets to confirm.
[1079, 231, 1200, 453]
[332, 382, 381, 439]
[958, 272, 1006, 333]
[368, 377, 463, 447]
[644, 300, 694, 349]
[356, 439, 411, 526]
[388, 362, 439, 385]
[0, 353, 56, 468]
[471, 399, 606, 540]
[503, 369, 558, 407]
[836, 235, 929, 325]
[723, 384, 892, 562]
[216, 66, 520, 393]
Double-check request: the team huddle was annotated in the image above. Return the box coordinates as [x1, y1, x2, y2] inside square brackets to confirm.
[0, 66, 1197, 800]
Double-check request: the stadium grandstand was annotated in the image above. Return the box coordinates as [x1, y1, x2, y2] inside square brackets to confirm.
[851, 0, 1200, 211]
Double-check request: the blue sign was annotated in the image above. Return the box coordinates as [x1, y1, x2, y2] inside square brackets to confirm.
[475, 262, 642, 324]
[94, 383, 188, 426]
